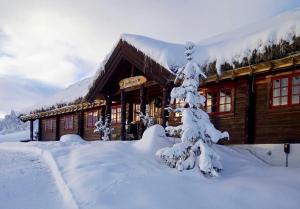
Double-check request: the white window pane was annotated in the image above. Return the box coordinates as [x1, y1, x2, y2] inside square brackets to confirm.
[273, 89, 280, 97]
[273, 98, 280, 106]
[293, 76, 300, 85]
[273, 79, 280, 88]
[282, 87, 288, 96]
[220, 91, 225, 97]
[281, 78, 288, 87]
[207, 99, 212, 106]
[220, 96, 225, 104]
[219, 104, 225, 112]
[226, 103, 231, 111]
[292, 86, 300, 95]
[281, 96, 288, 105]
[292, 95, 300, 104]
[226, 95, 231, 103]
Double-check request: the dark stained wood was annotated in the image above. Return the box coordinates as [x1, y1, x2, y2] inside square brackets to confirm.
[161, 87, 169, 127]
[38, 119, 42, 141]
[78, 111, 84, 138]
[121, 90, 126, 140]
[246, 75, 256, 144]
[56, 115, 60, 140]
[30, 120, 33, 140]
[105, 95, 112, 124]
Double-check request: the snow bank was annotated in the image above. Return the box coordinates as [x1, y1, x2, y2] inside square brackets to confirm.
[133, 124, 173, 155]
[0, 130, 29, 142]
[60, 134, 87, 145]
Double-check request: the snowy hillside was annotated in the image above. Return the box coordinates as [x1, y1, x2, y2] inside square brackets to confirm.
[0, 110, 29, 135]
[0, 126, 299, 209]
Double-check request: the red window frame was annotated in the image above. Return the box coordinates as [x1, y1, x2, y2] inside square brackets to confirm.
[111, 106, 121, 124]
[270, 73, 300, 107]
[86, 110, 99, 128]
[45, 118, 54, 133]
[205, 88, 233, 114]
[64, 115, 74, 130]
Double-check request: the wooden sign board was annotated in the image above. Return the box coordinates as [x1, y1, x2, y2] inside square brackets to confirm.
[119, 76, 147, 89]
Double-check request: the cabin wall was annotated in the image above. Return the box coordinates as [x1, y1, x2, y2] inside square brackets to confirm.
[59, 113, 79, 138]
[210, 79, 248, 144]
[41, 117, 56, 141]
[83, 108, 101, 141]
[254, 74, 300, 143]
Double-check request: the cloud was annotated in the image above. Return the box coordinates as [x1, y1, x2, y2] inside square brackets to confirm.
[0, 75, 61, 118]
[0, 0, 299, 116]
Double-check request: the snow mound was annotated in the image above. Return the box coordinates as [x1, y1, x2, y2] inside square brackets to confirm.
[60, 134, 86, 145]
[134, 124, 173, 155]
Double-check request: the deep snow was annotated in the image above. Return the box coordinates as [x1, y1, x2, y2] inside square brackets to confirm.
[0, 151, 68, 209]
[0, 126, 299, 209]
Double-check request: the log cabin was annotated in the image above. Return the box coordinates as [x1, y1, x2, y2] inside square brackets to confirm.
[19, 11, 300, 145]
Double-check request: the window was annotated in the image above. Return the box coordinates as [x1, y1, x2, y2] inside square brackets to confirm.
[292, 75, 300, 104]
[87, 110, 99, 127]
[111, 106, 121, 124]
[45, 119, 54, 133]
[272, 77, 288, 106]
[174, 99, 185, 117]
[205, 88, 233, 114]
[271, 74, 300, 107]
[64, 115, 74, 130]
[133, 104, 140, 121]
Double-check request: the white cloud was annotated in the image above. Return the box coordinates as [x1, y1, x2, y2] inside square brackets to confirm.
[0, 0, 299, 116]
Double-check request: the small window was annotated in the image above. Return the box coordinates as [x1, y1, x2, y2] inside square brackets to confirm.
[272, 77, 288, 106]
[205, 88, 232, 114]
[271, 74, 300, 107]
[64, 115, 74, 130]
[292, 75, 300, 104]
[45, 119, 54, 133]
[87, 110, 99, 127]
[111, 106, 121, 124]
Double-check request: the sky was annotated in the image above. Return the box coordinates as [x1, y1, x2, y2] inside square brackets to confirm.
[0, 0, 300, 118]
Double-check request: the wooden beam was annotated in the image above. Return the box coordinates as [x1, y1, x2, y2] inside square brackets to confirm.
[120, 90, 126, 140]
[30, 120, 34, 140]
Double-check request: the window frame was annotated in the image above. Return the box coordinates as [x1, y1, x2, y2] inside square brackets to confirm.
[204, 87, 234, 115]
[133, 104, 140, 122]
[86, 110, 99, 128]
[111, 105, 121, 124]
[64, 115, 74, 131]
[270, 73, 300, 108]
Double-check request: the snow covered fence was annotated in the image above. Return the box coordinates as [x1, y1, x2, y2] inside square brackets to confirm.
[234, 144, 300, 167]
[0, 143, 79, 209]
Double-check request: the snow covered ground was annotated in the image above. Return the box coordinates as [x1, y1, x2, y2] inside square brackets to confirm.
[0, 151, 68, 209]
[0, 126, 299, 209]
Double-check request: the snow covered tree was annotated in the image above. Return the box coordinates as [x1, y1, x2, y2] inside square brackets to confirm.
[94, 116, 113, 141]
[156, 42, 229, 177]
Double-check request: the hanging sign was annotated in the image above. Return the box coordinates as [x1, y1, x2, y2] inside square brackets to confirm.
[119, 76, 147, 89]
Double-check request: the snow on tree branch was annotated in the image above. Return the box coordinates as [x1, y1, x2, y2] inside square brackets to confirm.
[94, 116, 113, 141]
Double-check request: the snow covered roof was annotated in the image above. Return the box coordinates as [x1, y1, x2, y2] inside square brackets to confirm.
[23, 77, 94, 114]
[23, 7, 300, 115]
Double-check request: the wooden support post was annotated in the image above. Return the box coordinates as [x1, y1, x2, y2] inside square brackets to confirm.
[56, 115, 60, 140]
[246, 75, 256, 144]
[161, 87, 169, 127]
[139, 85, 146, 138]
[121, 90, 126, 140]
[101, 106, 106, 122]
[77, 111, 84, 138]
[127, 101, 133, 124]
[38, 119, 42, 141]
[30, 120, 34, 140]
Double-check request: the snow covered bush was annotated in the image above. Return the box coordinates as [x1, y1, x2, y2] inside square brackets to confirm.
[140, 112, 155, 128]
[94, 116, 113, 141]
[156, 42, 229, 177]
